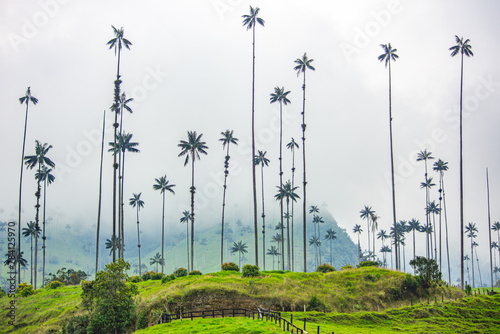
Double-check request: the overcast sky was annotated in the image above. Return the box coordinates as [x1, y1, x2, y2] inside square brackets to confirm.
[1, 0, 500, 273]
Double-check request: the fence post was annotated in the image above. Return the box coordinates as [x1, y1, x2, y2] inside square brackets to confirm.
[191, 312, 193, 321]
[291, 314, 293, 326]
[317, 325, 320, 334]
[304, 318, 306, 330]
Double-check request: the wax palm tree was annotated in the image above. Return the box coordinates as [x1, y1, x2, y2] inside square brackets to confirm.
[3, 250, 28, 270]
[464, 254, 471, 285]
[380, 245, 391, 267]
[267, 246, 280, 270]
[153, 175, 175, 273]
[359, 206, 375, 256]
[465, 222, 478, 288]
[309, 236, 322, 267]
[377, 229, 389, 266]
[275, 180, 299, 270]
[22, 221, 40, 285]
[24, 140, 55, 289]
[417, 149, 434, 184]
[427, 201, 441, 261]
[18, 87, 38, 284]
[286, 138, 299, 271]
[473, 241, 483, 287]
[324, 228, 337, 266]
[378, 43, 399, 270]
[407, 219, 421, 269]
[180, 210, 192, 270]
[492, 221, 500, 277]
[353, 224, 363, 264]
[313, 215, 325, 264]
[219, 130, 238, 266]
[150, 252, 164, 273]
[433, 159, 451, 283]
[129, 192, 144, 276]
[105, 235, 121, 256]
[95, 110, 106, 275]
[309, 206, 320, 242]
[242, 6, 264, 267]
[371, 213, 379, 258]
[271, 233, 284, 269]
[450, 35, 473, 289]
[35, 166, 55, 287]
[294, 52, 315, 272]
[178, 131, 208, 270]
[231, 241, 248, 268]
[255, 150, 270, 269]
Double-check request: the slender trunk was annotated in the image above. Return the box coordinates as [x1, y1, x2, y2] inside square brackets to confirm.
[42, 179, 47, 287]
[459, 51, 465, 290]
[438, 172, 443, 272]
[18, 102, 30, 284]
[30, 235, 33, 286]
[471, 239, 475, 288]
[279, 102, 285, 271]
[95, 110, 105, 275]
[357, 235, 360, 265]
[251, 23, 259, 267]
[367, 218, 370, 258]
[301, 71, 308, 272]
[186, 220, 189, 271]
[161, 191, 165, 273]
[121, 150, 127, 259]
[286, 200, 291, 270]
[412, 229, 416, 275]
[260, 164, 266, 271]
[487, 169, 494, 291]
[432, 213, 437, 261]
[136, 206, 141, 276]
[444, 174, 451, 284]
[33, 162, 42, 289]
[220, 144, 231, 267]
[118, 106, 125, 259]
[318, 223, 322, 265]
[388, 60, 399, 270]
[112, 108, 118, 262]
[291, 147, 295, 271]
[190, 152, 195, 271]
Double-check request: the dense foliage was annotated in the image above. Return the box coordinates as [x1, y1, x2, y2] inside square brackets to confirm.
[242, 264, 260, 277]
[409, 256, 442, 288]
[221, 262, 240, 272]
[316, 263, 336, 273]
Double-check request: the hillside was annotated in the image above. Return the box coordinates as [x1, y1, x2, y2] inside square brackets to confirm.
[0, 266, 466, 333]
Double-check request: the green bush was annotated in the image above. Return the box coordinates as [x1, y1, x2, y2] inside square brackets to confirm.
[128, 275, 142, 283]
[62, 314, 89, 334]
[341, 265, 354, 270]
[151, 272, 165, 280]
[174, 268, 188, 277]
[16, 283, 34, 297]
[136, 309, 149, 330]
[46, 280, 64, 289]
[242, 264, 260, 278]
[188, 270, 202, 276]
[402, 273, 419, 293]
[308, 295, 324, 311]
[409, 257, 441, 288]
[358, 261, 379, 268]
[221, 262, 240, 272]
[316, 263, 336, 273]
[465, 284, 472, 295]
[161, 274, 176, 284]
[141, 271, 156, 281]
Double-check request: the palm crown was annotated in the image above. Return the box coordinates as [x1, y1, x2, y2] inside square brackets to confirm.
[129, 193, 144, 210]
[241, 6, 265, 30]
[219, 130, 238, 149]
[153, 175, 175, 194]
[19, 87, 39, 106]
[254, 150, 269, 167]
[24, 140, 55, 169]
[286, 138, 299, 151]
[293, 53, 315, 76]
[107, 26, 132, 55]
[449, 36, 473, 58]
[178, 131, 208, 166]
[378, 43, 399, 67]
[270, 86, 291, 105]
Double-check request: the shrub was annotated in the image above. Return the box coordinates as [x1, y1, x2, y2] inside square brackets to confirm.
[308, 295, 324, 311]
[16, 283, 34, 297]
[128, 275, 142, 283]
[358, 261, 379, 268]
[221, 262, 240, 272]
[46, 280, 64, 289]
[62, 314, 89, 334]
[316, 263, 336, 273]
[151, 272, 165, 280]
[242, 264, 260, 278]
[465, 284, 472, 295]
[136, 309, 149, 330]
[174, 268, 188, 277]
[402, 273, 418, 293]
[409, 257, 441, 288]
[341, 265, 354, 270]
[141, 271, 156, 281]
[189, 270, 202, 276]
[161, 274, 176, 284]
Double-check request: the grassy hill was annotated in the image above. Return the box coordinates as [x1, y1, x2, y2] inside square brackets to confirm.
[0, 266, 474, 333]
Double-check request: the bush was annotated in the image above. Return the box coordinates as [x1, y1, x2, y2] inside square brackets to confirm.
[316, 263, 336, 273]
[341, 265, 354, 270]
[358, 261, 379, 268]
[465, 284, 472, 295]
[46, 280, 64, 289]
[308, 295, 324, 311]
[62, 314, 89, 334]
[141, 271, 155, 281]
[402, 273, 419, 293]
[161, 274, 176, 284]
[16, 283, 34, 297]
[189, 270, 202, 276]
[174, 268, 188, 277]
[128, 275, 142, 283]
[221, 262, 240, 272]
[242, 264, 260, 278]
[151, 272, 165, 280]
[409, 257, 441, 288]
[136, 309, 149, 330]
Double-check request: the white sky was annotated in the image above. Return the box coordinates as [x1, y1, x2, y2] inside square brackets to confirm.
[1, 0, 499, 276]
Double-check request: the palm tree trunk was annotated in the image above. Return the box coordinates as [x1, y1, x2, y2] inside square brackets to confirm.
[286, 200, 291, 270]
[367, 218, 370, 257]
[42, 179, 47, 287]
[18, 102, 30, 284]
[30, 235, 33, 286]
[120, 151, 127, 259]
[220, 144, 230, 267]
[186, 220, 189, 271]
[438, 173, 443, 272]
[301, 71, 307, 272]
[136, 206, 141, 276]
[95, 110, 105, 275]
[279, 102, 285, 271]
[459, 51, 465, 290]
[161, 191, 165, 273]
[260, 164, 266, 271]
[34, 162, 42, 289]
[291, 148, 295, 271]
[487, 169, 494, 290]
[112, 108, 118, 262]
[318, 224, 322, 265]
[388, 60, 399, 271]
[471, 240, 475, 288]
[412, 229, 416, 275]
[190, 152, 196, 271]
[251, 22, 259, 268]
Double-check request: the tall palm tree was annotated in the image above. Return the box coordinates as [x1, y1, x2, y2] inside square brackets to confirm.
[271, 233, 284, 269]
[3, 250, 28, 272]
[294, 53, 315, 272]
[286, 138, 299, 271]
[255, 150, 270, 270]
[22, 221, 40, 285]
[417, 149, 434, 260]
[309, 236, 322, 267]
[219, 130, 238, 266]
[492, 222, 500, 276]
[270, 86, 291, 267]
[107, 25, 132, 263]
[380, 245, 391, 267]
[407, 219, 421, 269]
[377, 230, 389, 267]
[465, 222, 478, 288]
[449, 35, 473, 290]
[95, 110, 106, 275]
[178, 131, 208, 271]
[433, 159, 451, 283]
[353, 224, 363, 264]
[378, 43, 399, 270]
[180, 210, 192, 271]
[313, 215, 325, 264]
[324, 228, 337, 266]
[150, 252, 164, 273]
[153, 175, 175, 273]
[231, 241, 248, 268]
[464, 254, 471, 285]
[35, 165, 55, 287]
[266, 246, 280, 270]
[242, 6, 265, 267]
[18, 86, 38, 284]
[417, 149, 434, 184]
[105, 235, 121, 256]
[129, 193, 144, 276]
[25, 140, 55, 289]
[275, 180, 299, 270]
[359, 206, 375, 256]
[420, 177, 435, 258]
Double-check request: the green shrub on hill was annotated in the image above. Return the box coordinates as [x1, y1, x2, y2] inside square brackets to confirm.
[316, 263, 336, 273]
[242, 264, 260, 278]
[358, 261, 379, 268]
[189, 270, 202, 276]
[341, 265, 354, 270]
[128, 275, 142, 283]
[174, 268, 188, 277]
[409, 257, 441, 288]
[46, 280, 64, 289]
[161, 274, 176, 284]
[222, 262, 240, 272]
[16, 282, 34, 297]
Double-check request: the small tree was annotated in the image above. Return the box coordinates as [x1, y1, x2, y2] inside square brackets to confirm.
[409, 256, 442, 288]
[81, 259, 138, 333]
